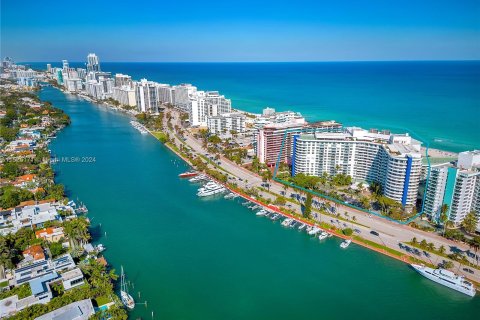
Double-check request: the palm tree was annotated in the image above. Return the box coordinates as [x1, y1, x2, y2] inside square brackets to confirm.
[462, 211, 478, 234]
[440, 204, 449, 235]
[438, 245, 446, 255]
[427, 242, 436, 252]
[411, 237, 418, 245]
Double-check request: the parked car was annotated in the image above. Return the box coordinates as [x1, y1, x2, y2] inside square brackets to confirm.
[370, 230, 379, 236]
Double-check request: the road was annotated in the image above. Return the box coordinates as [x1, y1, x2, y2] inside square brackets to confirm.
[164, 110, 480, 284]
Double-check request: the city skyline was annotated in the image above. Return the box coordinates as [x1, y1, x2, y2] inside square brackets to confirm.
[1, 0, 480, 62]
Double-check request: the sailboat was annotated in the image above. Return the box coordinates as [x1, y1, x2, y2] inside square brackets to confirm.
[120, 266, 135, 310]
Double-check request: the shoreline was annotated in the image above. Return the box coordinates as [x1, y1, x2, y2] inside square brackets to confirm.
[52, 83, 467, 158]
[147, 121, 480, 287]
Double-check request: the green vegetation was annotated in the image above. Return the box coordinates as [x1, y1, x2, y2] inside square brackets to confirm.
[48, 242, 66, 258]
[274, 196, 287, 206]
[304, 192, 312, 218]
[342, 228, 353, 236]
[0, 283, 31, 300]
[353, 236, 404, 258]
[151, 131, 168, 143]
[0, 186, 34, 209]
[462, 210, 478, 234]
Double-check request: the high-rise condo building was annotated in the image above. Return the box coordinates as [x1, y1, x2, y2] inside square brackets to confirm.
[291, 127, 423, 209]
[156, 84, 174, 105]
[114, 73, 132, 88]
[112, 86, 137, 107]
[62, 60, 69, 71]
[174, 84, 197, 111]
[135, 79, 159, 113]
[87, 53, 101, 72]
[188, 91, 232, 126]
[256, 119, 342, 165]
[207, 113, 246, 136]
[424, 150, 480, 230]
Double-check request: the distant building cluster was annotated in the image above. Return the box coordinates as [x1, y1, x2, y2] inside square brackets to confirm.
[46, 54, 239, 129]
[1, 57, 40, 87]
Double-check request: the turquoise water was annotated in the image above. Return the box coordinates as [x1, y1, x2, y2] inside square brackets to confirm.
[33, 61, 480, 153]
[41, 86, 479, 319]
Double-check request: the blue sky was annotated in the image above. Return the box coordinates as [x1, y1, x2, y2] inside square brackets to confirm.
[1, 0, 479, 62]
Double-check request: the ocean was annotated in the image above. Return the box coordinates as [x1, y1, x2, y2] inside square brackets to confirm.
[31, 61, 480, 153]
[41, 86, 479, 319]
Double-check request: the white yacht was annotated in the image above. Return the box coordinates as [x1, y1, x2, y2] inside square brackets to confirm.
[411, 264, 476, 297]
[197, 182, 226, 197]
[256, 209, 267, 216]
[340, 239, 351, 249]
[298, 224, 306, 231]
[318, 232, 328, 241]
[308, 227, 321, 235]
[281, 218, 293, 227]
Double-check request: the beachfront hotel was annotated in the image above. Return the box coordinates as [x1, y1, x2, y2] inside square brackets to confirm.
[207, 112, 246, 136]
[424, 150, 480, 230]
[291, 127, 423, 208]
[255, 116, 342, 165]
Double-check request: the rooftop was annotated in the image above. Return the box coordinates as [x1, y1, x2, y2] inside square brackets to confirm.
[30, 272, 58, 296]
[34, 299, 94, 320]
[61, 268, 83, 282]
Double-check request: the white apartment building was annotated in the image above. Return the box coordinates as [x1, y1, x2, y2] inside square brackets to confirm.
[85, 80, 104, 100]
[64, 78, 83, 92]
[292, 127, 423, 209]
[87, 53, 101, 72]
[135, 79, 159, 113]
[188, 91, 232, 126]
[204, 91, 232, 115]
[207, 112, 246, 135]
[157, 84, 174, 104]
[424, 151, 480, 230]
[423, 164, 453, 220]
[174, 84, 197, 111]
[112, 85, 136, 107]
[114, 73, 132, 88]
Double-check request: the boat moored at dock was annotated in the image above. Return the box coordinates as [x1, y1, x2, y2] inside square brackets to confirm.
[411, 264, 476, 297]
[318, 232, 328, 240]
[130, 120, 149, 134]
[197, 181, 226, 197]
[120, 266, 135, 310]
[179, 171, 198, 178]
[340, 239, 352, 249]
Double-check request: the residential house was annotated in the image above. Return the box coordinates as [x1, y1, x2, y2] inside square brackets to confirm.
[35, 227, 65, 243]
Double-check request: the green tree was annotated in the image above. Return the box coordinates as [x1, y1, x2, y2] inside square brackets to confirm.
[49, 242, 66, 258]
[304, 192, 313, 219]
[438, 245, 446, 255]
[440, 203, 449, 235]
[0, 236, 17, 275]
[442, 260, 454, 269]
[63, 217, 90, 249]
[1, 162, 21, 179]
[420, 239, 428, 249]
[274, 196, 287, 206]
[0, 126, 19, 142]
[342, 228, 353, 236]
[461, 210, 478, 234]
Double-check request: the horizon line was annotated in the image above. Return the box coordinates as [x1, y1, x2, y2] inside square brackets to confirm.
[18, 59, 480, 64]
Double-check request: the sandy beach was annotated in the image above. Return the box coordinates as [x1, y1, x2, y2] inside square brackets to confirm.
[422, 146, 458, 158]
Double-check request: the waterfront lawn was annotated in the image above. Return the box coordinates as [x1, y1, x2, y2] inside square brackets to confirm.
[94, 295, 111, 306]
[353, 236, 404, 258]
[151, 131, 168, 143]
